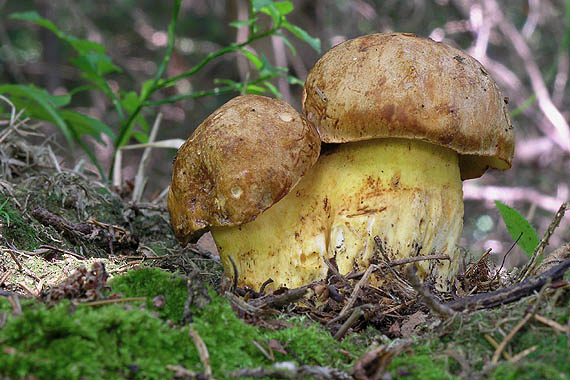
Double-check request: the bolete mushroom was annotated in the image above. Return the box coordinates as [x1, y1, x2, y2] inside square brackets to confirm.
[302, 33, 514, 289]
[169, 33, 514, 292]
[168, 94, 322, 288]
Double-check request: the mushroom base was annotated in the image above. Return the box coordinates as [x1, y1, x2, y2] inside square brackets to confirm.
[212, 138, 463, 291]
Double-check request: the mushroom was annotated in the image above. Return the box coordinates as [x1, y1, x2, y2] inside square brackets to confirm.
[169, 34, 514, 292]
[168, 95, 322, 288]
[302, 33, 514, 289]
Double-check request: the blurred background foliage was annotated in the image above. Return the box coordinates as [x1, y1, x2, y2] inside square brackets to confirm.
[0, 0, 568, 266]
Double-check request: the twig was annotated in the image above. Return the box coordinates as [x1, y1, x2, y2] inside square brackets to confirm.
[518, 202, 568, 281]
[323, 257, 349, 285]
[447, 258, 570, 311]
[405, 265, 456, 317]
[491, 312, 532, 363]
[340, 264, 376, 315]
[230, 362, 352, 380]
[6, 248, 23, 271]
[225, 292, 261, 314]
[249, 287, 308, 309]
[347, 255, 450, 281]
[534, 314, 569, 334]
[483, 334, 512, 361]
[0, 290, 32, 299]
[189, 326, 214, 379]
[334, 306, 365, 340]
[185, 244, 220, 262]
[509, 345, 538, 363]
[38, 245, 86, 260]
[464, 248, 492, 278]
[252, 340, 274, 361]
[491, 281, 549, 363]
[0, 270, 13, 287]
[132, 112, 163, 203]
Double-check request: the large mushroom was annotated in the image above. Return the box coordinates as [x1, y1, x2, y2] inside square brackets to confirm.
[169, 33, 514, 292]
[302, 33, 514, 289]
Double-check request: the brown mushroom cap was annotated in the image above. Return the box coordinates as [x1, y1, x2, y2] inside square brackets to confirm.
[168, 94, 321, 245]
[303, 33, 514, 179]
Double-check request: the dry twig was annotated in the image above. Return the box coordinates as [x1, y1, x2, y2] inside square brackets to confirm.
[405, 265, 456, 317]
[534, 314, 569, 334]
[518, 202, 568, 281]
[189, 326, 214, 379]
[491, 281, 549, 363]
[447, 258, 570, 311]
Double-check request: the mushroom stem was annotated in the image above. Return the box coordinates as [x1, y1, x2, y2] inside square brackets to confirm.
[212, 138, 463, 291]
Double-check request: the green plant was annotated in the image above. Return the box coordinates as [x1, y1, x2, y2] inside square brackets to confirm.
[0, 0, 320, 181]
[495, 201, 540, 257]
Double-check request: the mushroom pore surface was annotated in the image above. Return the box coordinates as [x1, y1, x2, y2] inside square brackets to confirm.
[212, 138, 463, 291]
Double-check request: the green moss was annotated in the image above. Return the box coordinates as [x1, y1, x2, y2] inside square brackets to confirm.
[0, 196, 41, 250]
[387, 300, 570, 380]
[388, 343, 458, 379]
[0, 268, 361, 379]
[109, 267, 188, 323]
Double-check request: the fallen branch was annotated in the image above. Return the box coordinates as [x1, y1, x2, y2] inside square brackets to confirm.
[405, 265, 456, 317]
[446, 258, 570, 311]
[248, 287, 308, 309]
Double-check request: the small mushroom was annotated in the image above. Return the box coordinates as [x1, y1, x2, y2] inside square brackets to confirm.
[302, 33, 514, 289]
[168, 95, 322, 288]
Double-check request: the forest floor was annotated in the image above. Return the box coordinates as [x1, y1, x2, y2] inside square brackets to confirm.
[0, 130, 569, 380]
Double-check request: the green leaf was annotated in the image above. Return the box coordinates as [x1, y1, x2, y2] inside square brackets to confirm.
[263, 81, 281, 98]
[252, 0, 273, 12]
[60, 110, 115, 143]
[132, 131, 149, 144]
[282, 21, 321, 53]
[495, 201, 540, 257]
[0, 84, 73, 146]
[10, 11, 105, 55]
[229, 18, 258, 28]
[273, 1, 294, 15]
[259, 53, 287, 77]
[240, 48, 263, 70]
[287, 75, 304, 86]
[245, 84, 267, 94]
[275, 33, 296, 55]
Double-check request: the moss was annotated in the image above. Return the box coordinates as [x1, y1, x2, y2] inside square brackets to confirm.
[0, 268, 361, 379]
[108, 267, 188, 323]
[388, 343, 458, 379]
[387, 298, 570, 380]
[0, 195, 41, 250]
[0, 299, 197, 380]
